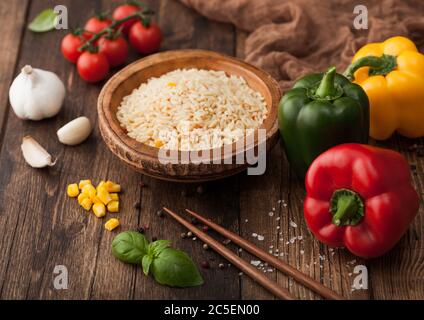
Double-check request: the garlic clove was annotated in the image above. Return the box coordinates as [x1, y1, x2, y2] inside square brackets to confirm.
[57, 116, 92, 146]
[21, 136, 56, 168]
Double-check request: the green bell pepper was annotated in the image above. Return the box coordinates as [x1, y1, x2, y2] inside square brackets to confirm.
[278, 66, 369, 178]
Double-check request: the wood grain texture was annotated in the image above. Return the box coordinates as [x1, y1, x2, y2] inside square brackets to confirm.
[0, 0, 423, 300]
[0, 0, 30, 143]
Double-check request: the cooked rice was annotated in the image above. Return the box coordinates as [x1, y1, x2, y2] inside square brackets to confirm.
[116, 68, 268, 151]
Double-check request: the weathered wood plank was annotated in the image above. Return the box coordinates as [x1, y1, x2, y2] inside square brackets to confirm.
[132, 0, 241, 300]
[236, 28, 370, 300]
[368, 136, 424, 299]
[0, 0, 31, 298]
[0, 0, 142, 299]
[0, 0, 29, 139]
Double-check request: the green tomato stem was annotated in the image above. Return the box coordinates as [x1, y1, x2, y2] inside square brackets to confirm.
[79, 8, 154, 52]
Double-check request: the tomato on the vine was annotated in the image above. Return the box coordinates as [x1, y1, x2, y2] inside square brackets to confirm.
[99, 35, 129, 67]
[61, 33, 86, 63]
[112, 4, 140, 34]
[84, 15, 112, 35]
[129, 22, 162, 55]
[77, 51, 110, 83]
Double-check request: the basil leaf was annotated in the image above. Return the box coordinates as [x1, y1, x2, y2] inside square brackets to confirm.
[148, 240, 171, 257]
[111, 231, 149, 265]
[151, 248, 204, 287]
[28, 8, 57, 32]
[142, 255, 153, 276]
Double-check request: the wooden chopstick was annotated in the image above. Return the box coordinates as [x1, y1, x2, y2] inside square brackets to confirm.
[185, 209, 344, 300]
[162, 207, 296, 300]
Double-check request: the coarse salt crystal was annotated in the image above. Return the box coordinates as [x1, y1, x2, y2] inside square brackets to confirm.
[252, 233, 258, 238]
[257, 235, 265, 241]
[289, 221, 297, 228]
[268, 211, 274, 217]
[250, 260, 261, 267]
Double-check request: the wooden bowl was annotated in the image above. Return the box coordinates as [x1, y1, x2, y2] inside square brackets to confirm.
[98, 49, 281, 182]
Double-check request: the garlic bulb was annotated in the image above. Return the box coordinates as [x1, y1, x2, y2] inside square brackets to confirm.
[57, 116, 92, 145]
[21, 136, 56, 168]
[9, 65, 65, 120]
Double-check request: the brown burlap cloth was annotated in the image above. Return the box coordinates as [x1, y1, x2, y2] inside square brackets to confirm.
[178, 0, 424, 91]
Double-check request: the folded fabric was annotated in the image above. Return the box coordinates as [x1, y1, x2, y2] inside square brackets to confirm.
[179, 0, 424, 90]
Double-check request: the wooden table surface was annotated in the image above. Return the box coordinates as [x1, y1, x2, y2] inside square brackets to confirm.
[0, 0, 423, 300]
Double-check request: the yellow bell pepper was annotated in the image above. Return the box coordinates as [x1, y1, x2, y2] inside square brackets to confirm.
[344, 36, 424, 140]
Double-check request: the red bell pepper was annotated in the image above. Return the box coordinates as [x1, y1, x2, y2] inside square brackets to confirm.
[304, 143, 419, 258]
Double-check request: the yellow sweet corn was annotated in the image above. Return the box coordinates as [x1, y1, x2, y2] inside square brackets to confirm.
[105, 218, 119, 231]
[78, 179, 92, 190]
[80, 197, 93, 211]
[154, 139, 164, 148]
[110, 193, 119, 201]
[97, 186, 112, 205]
[81, 184, 96, 198]
[92, 203, 106, 218]
[91, 194, 103, 204]
[96, 180, 106, 192]
[67, 184, 80, 198]
[107, 200, 119, 213]
[167, 82, 176, 87]
[77, 192, 89, 205]
[105, 180, 121, 193]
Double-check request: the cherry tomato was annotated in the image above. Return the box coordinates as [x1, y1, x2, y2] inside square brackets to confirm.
[98, 36, 129, 67]
[61, 33, 86, 63]
[77, 51, 110, 83]
[129, 22, 162, 55]
[112, 4, 140, 34]
[84, 16, 112, 34]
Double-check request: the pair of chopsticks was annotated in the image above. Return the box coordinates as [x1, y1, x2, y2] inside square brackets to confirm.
[163, 207, 344, 300]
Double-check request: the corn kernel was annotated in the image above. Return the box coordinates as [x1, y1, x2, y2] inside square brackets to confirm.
[91, 195, 103, 204]
[110, 193, 119, 201]
[105, 180, 121, 193]
[97, 186, 112, 205]
[105, 218, 119, 231]
[77, 192, 89, 205]
[107, 200, 119, 213]
[80, 197, 93, 211]
[154, 139, 164, 148]
[167, 82, 176, 87]
[96, 180, 106, 192]
[67, 184, 80, 197]
[81, 184, 96, 198]
[92, 203, 106, 218]
[78, 179, 92, 190]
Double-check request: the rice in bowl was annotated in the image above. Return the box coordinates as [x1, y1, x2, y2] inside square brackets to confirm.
[116, 68, 268, 151]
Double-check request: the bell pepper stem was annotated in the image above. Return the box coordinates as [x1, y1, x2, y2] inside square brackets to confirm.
[344, 54, 397, 81]
[315, 66, 337, 99]
[330, 189, 364, 226]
